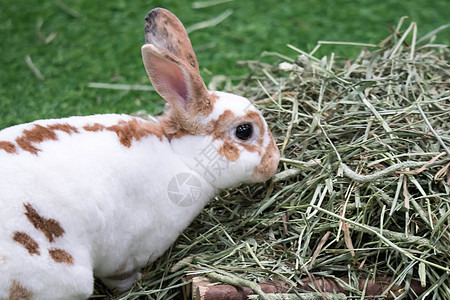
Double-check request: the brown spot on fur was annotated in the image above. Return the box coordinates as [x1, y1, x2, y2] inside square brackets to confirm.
[15, 123, 80, 155]
[8, 281, 32, 300]
[48, 248, 74, 265]
[84, 119, 163, 147]
[24, 203, 64, 243]
[47, 123, 79, 134]
[12, 232, 40, 256]
[0, 141, 16, 154]
[161, 107, 264, 152]
[218, 140, 240, 161]
[83, 123, 106, 132]
[15, 137, 41, 155]
[4, 120, 161, 156]
[210, 110, 236, 140]
[106, 119, 163, 147]
[22, 125, 57, 143]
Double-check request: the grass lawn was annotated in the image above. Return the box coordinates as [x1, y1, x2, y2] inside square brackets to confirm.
[1, 0, 448, 129]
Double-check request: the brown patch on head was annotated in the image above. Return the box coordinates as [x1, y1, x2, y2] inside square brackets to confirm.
[203, 105, 279, 182]
[206, 109, 265, 154]
[208, 110, 236, 139]
[24, 203, 64, 243]
[12, 232, 40, 256]
[9, 280, 32, 300]
[0, 141, 16, 154]
[218, 140, 240, 161]
[252, 132, 280, 182]
[144, 8, 199, 71]
[48, 248, 74, 265]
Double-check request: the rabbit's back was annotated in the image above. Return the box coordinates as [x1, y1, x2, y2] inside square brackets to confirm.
[0, 113, 161, 220]
[0, 114, 174, 299]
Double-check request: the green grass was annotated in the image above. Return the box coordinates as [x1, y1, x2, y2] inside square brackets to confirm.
[1, 0, 448, 129]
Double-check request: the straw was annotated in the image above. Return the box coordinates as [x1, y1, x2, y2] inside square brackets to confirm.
[91, 18, 450, 299]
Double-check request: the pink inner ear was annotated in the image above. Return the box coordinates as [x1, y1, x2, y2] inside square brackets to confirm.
[152, 56, 189, 110]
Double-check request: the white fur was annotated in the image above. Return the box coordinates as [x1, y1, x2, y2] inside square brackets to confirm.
[205, 91, 253, 121]
[0, 115, 219, 298]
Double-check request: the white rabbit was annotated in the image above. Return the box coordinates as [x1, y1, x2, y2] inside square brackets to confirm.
[0, 8, 279, 299]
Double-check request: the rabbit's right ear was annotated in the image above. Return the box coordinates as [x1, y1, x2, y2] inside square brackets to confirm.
[142, 8, 212, 118]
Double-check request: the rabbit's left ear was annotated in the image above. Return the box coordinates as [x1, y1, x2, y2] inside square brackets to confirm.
[142, 8, 212, 117]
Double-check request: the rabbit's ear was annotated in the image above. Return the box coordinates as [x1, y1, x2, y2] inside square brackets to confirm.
[144, 8, 199, 72]
[142, 8, 212, 116]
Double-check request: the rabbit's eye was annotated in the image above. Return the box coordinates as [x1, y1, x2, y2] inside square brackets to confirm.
[235, 123, 253, 141]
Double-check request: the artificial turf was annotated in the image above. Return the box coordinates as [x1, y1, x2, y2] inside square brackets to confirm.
[1, 0, 448, 128]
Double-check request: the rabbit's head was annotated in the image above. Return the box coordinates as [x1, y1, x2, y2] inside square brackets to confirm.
[142, 8, 279, 189]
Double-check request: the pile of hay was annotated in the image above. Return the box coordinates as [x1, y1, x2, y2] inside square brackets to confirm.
[92, 19, 449, 299]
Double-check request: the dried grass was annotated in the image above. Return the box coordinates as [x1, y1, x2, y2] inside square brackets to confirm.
[92, 19, 449, 300]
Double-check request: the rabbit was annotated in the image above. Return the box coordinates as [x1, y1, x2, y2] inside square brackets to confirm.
[0, 7, 280, 300]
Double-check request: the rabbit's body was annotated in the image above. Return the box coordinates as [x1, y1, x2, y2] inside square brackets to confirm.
[0, 113, 217, 298]
[0, 8, 279, 299]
